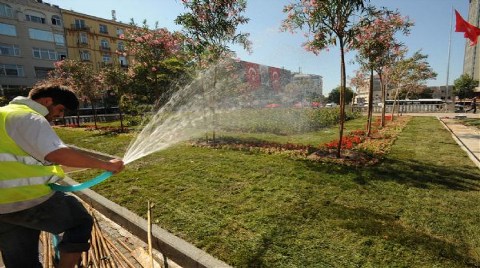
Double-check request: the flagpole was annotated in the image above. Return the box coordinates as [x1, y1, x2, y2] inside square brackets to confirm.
[446, 6, 453, 105]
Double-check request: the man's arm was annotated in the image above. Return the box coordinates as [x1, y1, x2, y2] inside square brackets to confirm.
[45, 147, 124, 174]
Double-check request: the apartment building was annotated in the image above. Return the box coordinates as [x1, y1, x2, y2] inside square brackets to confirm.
[292, 73, 323, 97]
[354, 75, 384, 105]
[61, 9, 132, 72]
[0, 0, 65, 97]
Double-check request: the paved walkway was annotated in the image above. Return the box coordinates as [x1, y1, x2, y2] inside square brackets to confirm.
[437, 113, 480, 169]
[396, 112, 479, 169]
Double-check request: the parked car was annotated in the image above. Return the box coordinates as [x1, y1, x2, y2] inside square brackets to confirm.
[325, 103, 337, 108]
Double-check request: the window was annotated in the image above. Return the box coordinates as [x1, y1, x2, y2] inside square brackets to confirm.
[79, 32, 88, 44]
[119, 56, 128, 67]
[0, 64, 24, 77]
[29, 28, 54, 42]
[35, 67, 53, 78]
[80, 50, 90, 61]
[102, 54, 111, 63]
[74, 19, 86, 30]
[100, 39, 109, 49]
[32, 47, 58, 60]
[26, 15, 46, 24]
[51, 15, 62, 26]
[0, 44, 20, 56]
[117, 41, 125, 51]
[0, 3, 13, 18]
[25, 11, 46, 24]
[54, 34, 65, 46]
[99, 24, 108, 34]
[116, 28, 124, 36]
[0, 23, 16, 36]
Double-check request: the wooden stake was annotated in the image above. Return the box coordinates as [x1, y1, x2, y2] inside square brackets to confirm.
[117, 238, 133, 253]
[147, 201, 154, 268]
[104, 237, 137, 268]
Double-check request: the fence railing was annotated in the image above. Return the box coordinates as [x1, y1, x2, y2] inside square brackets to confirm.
[354, 104, 448, 113]
[55, 114, 121, 125]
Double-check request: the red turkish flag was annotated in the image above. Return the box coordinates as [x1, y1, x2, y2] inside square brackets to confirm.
[268, 67, 281, 92]
[455, 10, 480, 46]
[244, 62, 261, 89]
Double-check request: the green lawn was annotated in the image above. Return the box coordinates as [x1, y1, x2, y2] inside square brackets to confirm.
[56, 116, 480, 267]
[460, 118, 480, 130]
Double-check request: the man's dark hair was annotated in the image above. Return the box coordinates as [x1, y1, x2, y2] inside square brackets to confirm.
[29, 84, 79, 111]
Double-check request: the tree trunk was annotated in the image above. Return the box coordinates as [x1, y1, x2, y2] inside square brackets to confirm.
[366, 68, 374, 137]
[119, 107, 124, 132]
[379, 74, 386, 127]
[211, 65, 218, 143]
[391, 87, 401, 121]
[199, 58, 209, 143]
[336, 39, 346, 158]
[91, 100, 98, 129]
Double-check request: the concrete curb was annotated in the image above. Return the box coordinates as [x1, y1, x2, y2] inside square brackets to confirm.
[438, 117, 480, 170]
[63, 177, 231, 268]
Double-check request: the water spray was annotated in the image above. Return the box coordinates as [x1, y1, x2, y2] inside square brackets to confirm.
[48, 60, 242, 192]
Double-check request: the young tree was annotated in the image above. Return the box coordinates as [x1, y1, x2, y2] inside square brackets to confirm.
[47, 59, 103, 128]
[327, 86, 354, 104]
[389, 51, 437, 105]
[349, 70, 369, 111]
[175, 0, 251, 142]
[282, 0, 369, 157]
[120, 21, 189, 107]
[453, 73, 478, 100]
[100, 64, 132, 131]
[351, 7, 412, 129]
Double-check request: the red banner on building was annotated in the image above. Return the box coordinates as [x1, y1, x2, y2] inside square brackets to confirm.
[244, 61, 261, 89]
[268, 67, 281, 91]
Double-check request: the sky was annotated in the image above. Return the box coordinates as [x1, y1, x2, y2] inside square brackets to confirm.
[46, 0, 470, 95]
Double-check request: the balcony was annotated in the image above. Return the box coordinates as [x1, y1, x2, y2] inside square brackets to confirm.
[70, 24, 91, 31]
[99, 46, 111, 51]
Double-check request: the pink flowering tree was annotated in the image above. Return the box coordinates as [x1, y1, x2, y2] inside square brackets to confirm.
[100, 63, 133, 130]
[282, 0, 368, 158]
[47, 59, 103, 128]
[175, 0, 251, 67]
[351, 7, 412, 130]
[120, 21, 189, 107]
[175, 0, 251, 142]
[389, 51, 437, 107]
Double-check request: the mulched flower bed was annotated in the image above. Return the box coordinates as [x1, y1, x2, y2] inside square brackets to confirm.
[194, 116, 411, 166]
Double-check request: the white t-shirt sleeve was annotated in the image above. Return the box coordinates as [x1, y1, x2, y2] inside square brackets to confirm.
[6, 112, 68, 162]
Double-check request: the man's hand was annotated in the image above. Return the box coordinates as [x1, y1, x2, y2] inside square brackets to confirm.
[105, 159, 124, 174]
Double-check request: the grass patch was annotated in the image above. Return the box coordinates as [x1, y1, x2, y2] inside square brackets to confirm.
[57, 116, 480, 267]
[459, 118, 480, 130]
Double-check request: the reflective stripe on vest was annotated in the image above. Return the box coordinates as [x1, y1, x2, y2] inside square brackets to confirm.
[0, 152, 45, 166]
[0, 103, 64, 213]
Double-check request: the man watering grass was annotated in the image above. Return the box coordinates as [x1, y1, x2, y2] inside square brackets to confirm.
[0, 83, 124, 267]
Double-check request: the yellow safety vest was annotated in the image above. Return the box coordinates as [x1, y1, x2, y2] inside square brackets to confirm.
[0, 103, 64, 213]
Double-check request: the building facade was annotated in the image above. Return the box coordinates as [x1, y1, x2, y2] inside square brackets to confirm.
[354, 75, 398, 105]
[292, 73, 323, 98]
[61, 9, 132, 72]
[0, 0, 65, 97]
[464, 0, 480, 81]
